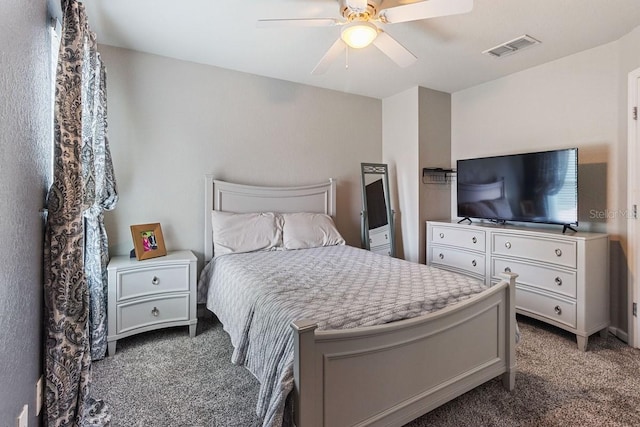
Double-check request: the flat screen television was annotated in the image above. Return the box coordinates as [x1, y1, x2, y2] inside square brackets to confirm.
[456, 148, 578, 231]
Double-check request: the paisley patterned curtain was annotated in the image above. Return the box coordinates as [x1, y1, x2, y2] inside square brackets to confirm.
[44, 0, 117, 425]
[82, 25, 118, 363]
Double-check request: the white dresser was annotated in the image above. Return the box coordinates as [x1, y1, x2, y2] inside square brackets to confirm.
[107, 250, 197, 355]
[427, 220, 609, 351]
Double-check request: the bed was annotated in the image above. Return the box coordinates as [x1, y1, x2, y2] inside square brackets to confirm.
[199, 175, 517, 427]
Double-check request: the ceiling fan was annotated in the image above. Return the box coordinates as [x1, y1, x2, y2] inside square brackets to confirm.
[257, 0, 473, 74]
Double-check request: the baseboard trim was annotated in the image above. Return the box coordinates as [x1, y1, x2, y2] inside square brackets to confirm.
[608, 326, 628, 343]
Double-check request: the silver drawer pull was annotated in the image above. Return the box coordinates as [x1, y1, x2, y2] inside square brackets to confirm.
[384, 234, 388, 239]
[555, 277, 562, 286]
[472, 237, 477, 244]
[439, 233, 444, 239]
[471, 260, 477, 267]
[151, 307, 159, 317]
[554, 305, 562, 315]
[439, 253, 444, 259]
[504, 267, 511, 273]
[505, 241, 511, 249]
[151, 276, 160, 285]
[555, 248, 562, 257]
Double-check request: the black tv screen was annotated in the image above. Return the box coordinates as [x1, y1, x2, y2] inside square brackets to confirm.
[456, 148, 578, 227]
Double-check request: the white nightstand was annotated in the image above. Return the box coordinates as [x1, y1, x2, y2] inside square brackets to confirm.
[107, 250, 197, 355]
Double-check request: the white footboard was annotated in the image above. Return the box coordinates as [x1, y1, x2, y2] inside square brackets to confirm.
[292, 272, 517, 427]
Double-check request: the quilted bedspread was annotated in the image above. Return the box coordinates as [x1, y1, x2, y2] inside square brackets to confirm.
[198, 245, 487, 427]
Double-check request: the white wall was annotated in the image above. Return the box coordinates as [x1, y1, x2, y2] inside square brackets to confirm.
[0, 0, 52, 424]
[382, 87, 451, 263]
[99, 46, 382, 266]
[451, 35, 636, 333]
[453, 42, 619, 236]
[383, 87, 419, 261]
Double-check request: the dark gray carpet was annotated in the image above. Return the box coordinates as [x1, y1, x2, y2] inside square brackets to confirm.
[92, 314, 640, 426]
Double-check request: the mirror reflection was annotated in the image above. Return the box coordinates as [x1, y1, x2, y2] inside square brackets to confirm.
[361, 163, 395, 257]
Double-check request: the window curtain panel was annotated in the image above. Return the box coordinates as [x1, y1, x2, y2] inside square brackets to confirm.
[44, 0, 116, 425]
[82, 23, 118, 363]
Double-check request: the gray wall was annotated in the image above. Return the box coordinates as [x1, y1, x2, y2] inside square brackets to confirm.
[0, 0, 52, 424]
[99, 45, 382, 267]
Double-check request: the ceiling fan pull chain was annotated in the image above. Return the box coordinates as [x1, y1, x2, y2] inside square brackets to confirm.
[345, 46, 349, 70]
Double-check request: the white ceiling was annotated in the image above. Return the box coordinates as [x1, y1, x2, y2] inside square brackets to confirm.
[81, 0, 640, 99]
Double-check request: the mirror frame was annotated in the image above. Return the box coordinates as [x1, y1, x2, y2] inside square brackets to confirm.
[360, 162, 396, 257]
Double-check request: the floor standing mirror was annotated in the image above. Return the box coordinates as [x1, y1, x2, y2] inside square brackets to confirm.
[361, 163, 396, 257]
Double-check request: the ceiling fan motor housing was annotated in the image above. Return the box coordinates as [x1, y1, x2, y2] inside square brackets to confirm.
[340, 0, 380, 21]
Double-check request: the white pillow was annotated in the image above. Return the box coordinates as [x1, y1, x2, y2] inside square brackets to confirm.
[211, 211, 283, 257]
[281, 212, 345, 250]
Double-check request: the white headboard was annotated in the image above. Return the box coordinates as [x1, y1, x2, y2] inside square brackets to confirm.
[204, 175, 336, 261]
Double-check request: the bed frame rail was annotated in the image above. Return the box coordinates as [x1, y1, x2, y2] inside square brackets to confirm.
[292, 272, 517, 427]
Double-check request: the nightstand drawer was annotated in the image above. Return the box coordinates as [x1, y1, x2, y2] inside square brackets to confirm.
[492, 257, 577, 299]
[117, 294, 190, 334]
[431, 226, 485, 252]
[117, 264, 190, 301]
[516, 286, 576, 329]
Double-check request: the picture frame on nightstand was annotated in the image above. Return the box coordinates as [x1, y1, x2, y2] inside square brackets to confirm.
[130, 222, 167, 260]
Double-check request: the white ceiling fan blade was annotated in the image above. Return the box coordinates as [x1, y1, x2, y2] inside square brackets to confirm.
[380, 0, 473, 24]
[372, 31, 417, 68]
[312, 38, 346, 75]
[257, 18, 341, 28]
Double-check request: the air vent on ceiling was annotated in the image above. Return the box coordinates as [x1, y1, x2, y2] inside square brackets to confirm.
[483, 35, 540, 58]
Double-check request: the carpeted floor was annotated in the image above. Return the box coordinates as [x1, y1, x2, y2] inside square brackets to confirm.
[92, 314, 640, 426]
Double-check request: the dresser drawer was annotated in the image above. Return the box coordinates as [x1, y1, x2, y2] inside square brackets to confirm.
[431, 246, 485, 277]
[492, 257, 577, 299]
[117, 294, 190, 334]
[492, 233, 577, 269]
[371, 243, 392, 256]
[516, 286, 576, 329]
[117, 264, 190, 301]
[431, 226, 485, 252]
[369, 226, 391, 247]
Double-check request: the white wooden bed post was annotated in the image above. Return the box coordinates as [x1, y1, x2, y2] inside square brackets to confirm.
[292, 320, 320, 427]
[501, 271, 518, 391]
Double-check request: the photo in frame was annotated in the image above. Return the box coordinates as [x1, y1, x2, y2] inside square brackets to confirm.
[130, 223, 167, 260]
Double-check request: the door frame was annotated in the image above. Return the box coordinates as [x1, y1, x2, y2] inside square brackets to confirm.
[627, 67, 640, 348]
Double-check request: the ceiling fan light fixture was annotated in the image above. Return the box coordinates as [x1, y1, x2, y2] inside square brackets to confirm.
[341, 21, 378, 49]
